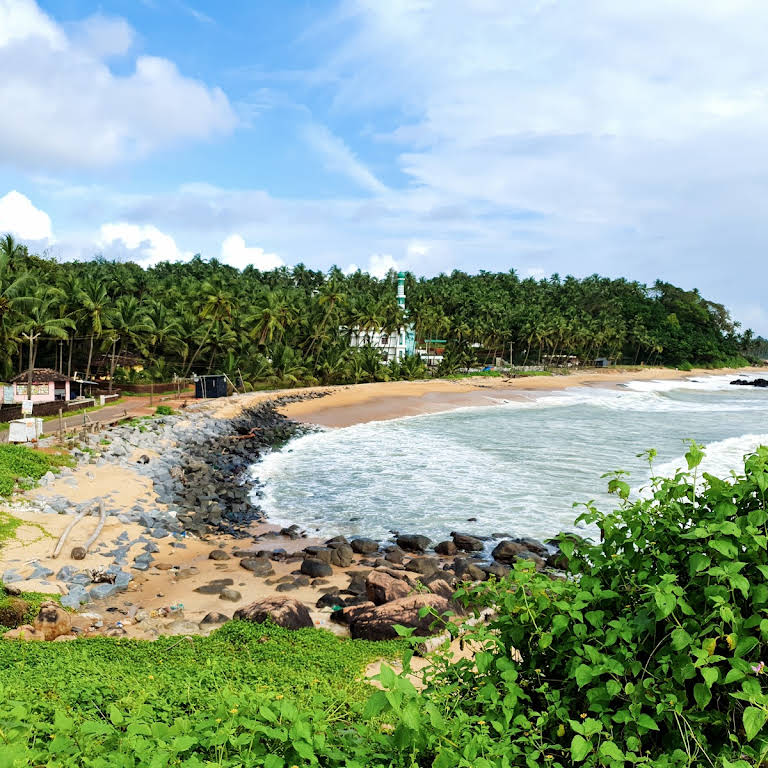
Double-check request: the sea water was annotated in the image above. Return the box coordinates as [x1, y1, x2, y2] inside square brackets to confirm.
[253, 375, 768, 544]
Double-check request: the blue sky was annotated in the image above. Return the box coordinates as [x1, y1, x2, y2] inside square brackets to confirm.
[0, 0, 766, 334]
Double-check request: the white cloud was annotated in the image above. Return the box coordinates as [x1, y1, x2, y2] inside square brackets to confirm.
[302, 122, 388, 195]
[0, 0, 235, 170]
[220, 234, 284, 271]
[0, 190, 53, 240]
[98, 222, 191, 266]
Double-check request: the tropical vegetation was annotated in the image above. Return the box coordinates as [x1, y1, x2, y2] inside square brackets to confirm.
[3, 446, 768, 765]
[0, 234, 760, 388]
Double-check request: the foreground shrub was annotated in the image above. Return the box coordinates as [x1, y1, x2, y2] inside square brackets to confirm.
[370, 444, 768, 766]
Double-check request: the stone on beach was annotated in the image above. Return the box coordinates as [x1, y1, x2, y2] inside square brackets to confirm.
[348, 594, 451, 641]
[395, 534, 432, 553]
[350, 538, 379, 554]
[234, 598, 314, 630]
[300, 558, 332, 578]
[451, 533, 485, 552]
[33, 601, 72, 641]
[365, 570, 410, 605]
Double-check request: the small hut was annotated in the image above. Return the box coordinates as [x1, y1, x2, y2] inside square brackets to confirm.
[7, 369, 75, 403]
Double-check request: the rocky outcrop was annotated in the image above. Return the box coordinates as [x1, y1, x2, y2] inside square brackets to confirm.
[434, 540, 458, 556]
[396, 534, 432, 553]
[350, 538, 379, 554]
[732, 378, 768, 387]
[33, 601, 72, 641]
[451, 533, 485, 552]
[365, 570, 410, 605]
[300, 558, 333, 578]
[348, 594, 451, 641]
[234, 598, 314, 630]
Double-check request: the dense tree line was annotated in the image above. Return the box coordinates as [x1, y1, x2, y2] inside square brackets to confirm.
[0, 234, 757, 388]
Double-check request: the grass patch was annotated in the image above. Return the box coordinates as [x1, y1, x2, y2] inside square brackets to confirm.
[0, 509, 23, 546]
[0, 444, 74, 497]
[0, 587, 55, 631]
[0, 620, 404, 764]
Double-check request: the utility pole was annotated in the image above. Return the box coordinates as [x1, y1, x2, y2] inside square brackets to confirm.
[108, 336, 117, 393]
[21, 331, 41, 400]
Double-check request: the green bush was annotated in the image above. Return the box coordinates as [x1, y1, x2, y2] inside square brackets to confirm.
[0, 445, 71, 497]
[154, 405, 174, 416]
[369, 444, 768, 766]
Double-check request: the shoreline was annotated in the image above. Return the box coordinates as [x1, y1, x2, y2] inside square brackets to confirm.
[2, 365, 766, 641]
[278, 365, 768, 427]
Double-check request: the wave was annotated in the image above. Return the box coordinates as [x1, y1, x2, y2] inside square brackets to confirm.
[654, 433, 768, 480]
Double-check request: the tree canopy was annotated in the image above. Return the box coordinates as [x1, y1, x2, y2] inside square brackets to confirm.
[0, 235, 756, 386]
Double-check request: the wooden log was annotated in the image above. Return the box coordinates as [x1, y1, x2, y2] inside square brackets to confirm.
[52, 508, 90, 558]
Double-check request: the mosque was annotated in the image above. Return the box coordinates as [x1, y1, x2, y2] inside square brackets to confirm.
[346, 272, 416, 362]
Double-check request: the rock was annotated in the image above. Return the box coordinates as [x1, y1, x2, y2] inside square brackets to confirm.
[384, 547, 405, 564]
[348, 595, 451, 641]
[303, 546, 333, 564]
[425, 579, 455, 601]
[300, 558, 332, 578]
[219, 588, 242, 602]
[233, 598, 314, 630]
[316, 593, 345, 610]
[90, 583, 119, 600]
[61, 586, 90, 610]
[405, 557, 441, 576]
[3, 624, 45, 641]
[275, 582, 298, 592]
[330, 544, 354, 568]
[491, 540, 532, 564]
[546, 550, 569, 570]
[70, 547, 85, 561]
[194, 579, 235, 595]
[517, 551, 546, 570]
[294, 575, 311, 586]
[332, 601, 375, 625]
[453, 558, 487, 582]
[200, 612, 230, 625]
[350, 538, 379, 554]
[137, 455, 150, 464]
[514, 537, 548, 556]
[434, 540, 458, 556]
[451, 533, 485, 552]
[3, 584, 22, 597]
[209, 550, 230, 561]
[34, 601, 72, 641]
[239, 559, 274, 577]
[325, 535, 349, 547]
[366, 571, 410, 605]
[155, 562, 175, 570]
[483, 562, 511, 579]
[396, 534, 432, 553]
[0, 598, 30, 628]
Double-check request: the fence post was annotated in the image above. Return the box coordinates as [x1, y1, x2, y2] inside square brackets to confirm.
[58, 408, 63, 441]
[150, 380, 154, 406]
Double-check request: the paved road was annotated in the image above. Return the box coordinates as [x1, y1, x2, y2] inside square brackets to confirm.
[1, 395, 189, 443]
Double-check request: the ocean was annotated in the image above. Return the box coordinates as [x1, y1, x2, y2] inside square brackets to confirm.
[252, 374, 768, 545]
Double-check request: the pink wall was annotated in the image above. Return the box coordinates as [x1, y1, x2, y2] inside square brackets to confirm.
[10, 381, 70, 403]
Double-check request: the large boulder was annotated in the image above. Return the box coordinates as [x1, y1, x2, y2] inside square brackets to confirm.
[234, 598, 314, 630]
[348, 594, 451, 641]
[300, 558, 333, 578]
[350, 538, 379, 555]
[453, 558, 487, 582]
[34, 601, 72, 641]
[434, 540, 458, 556]
[3, 624, 45, 641]
[451, 533, 485, 552]
[330, 544, 354, 568]
[240, 558, 274, 577]
[491, 540, 532, 564]
[303, 546, 333, 564]
[365, 571, 410, 605]
[396, 534, 432, 553]
[405, 557, 441, 577]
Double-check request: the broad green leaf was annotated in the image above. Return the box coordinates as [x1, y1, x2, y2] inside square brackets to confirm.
[701, 667, 718, 688]
[599, 741, 624, 761]
[636, 713, 659, 731]
[571, 734, 592, 762]
[694, 683, 711, 709]
[574, 664, 593, 688]
[264, 755, 284, 768]
[710, 539, 738, 559]
[743, 706, 768, 741]
[671, 628, 691, 650]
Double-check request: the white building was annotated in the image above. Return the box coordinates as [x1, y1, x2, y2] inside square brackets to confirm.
[344, 272, 416, 362]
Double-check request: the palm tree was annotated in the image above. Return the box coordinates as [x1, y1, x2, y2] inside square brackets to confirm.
[183, 280, 235, 376]
[77, 278, 111, 380]
[21, 288, 74, 398]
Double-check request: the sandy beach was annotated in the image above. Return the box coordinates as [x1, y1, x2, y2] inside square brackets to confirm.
[278, 366, 765, 427]
[1, 365, 764, 640]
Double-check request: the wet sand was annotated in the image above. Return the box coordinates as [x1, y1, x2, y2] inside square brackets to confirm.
[278, 366, 764, 427]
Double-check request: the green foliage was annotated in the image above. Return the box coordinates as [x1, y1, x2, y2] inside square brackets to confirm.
[0, 586, 56, 632]
[0, 620, 404, 766]
[366, 444, 768, 766]
[0, 509, 23, 545]
[154, 405, 174, 416]
[0, 444, 71, 497]
[0, 241, 756, 384]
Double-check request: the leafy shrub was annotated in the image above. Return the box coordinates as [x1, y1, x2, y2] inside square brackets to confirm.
[154, 405, 174, 416]
[0, 445, 71, 497]
[369, 443, 768, 766]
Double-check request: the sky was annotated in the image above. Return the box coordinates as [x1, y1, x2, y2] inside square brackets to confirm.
[0, 0, 766, 334]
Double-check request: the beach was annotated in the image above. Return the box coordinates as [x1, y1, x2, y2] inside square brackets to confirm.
[1, 365, 765, 640]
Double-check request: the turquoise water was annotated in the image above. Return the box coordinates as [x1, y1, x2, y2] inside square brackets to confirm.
[253, 375, 768, 544]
